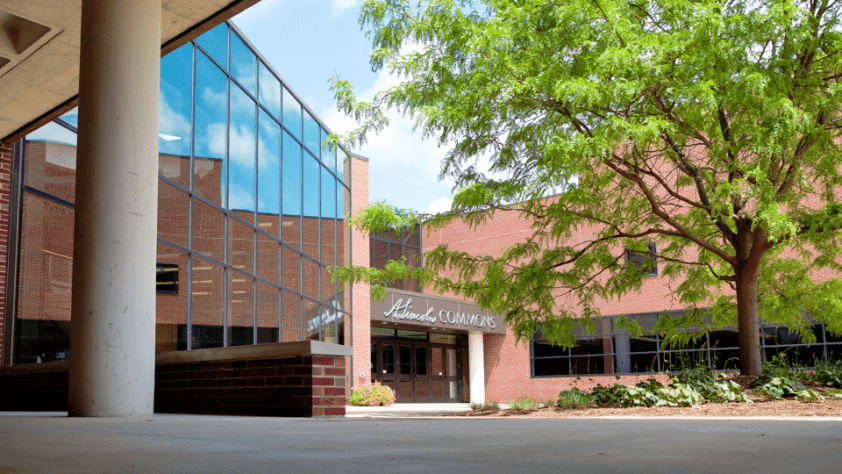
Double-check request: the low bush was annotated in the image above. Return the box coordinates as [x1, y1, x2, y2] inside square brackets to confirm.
[557, 388, 592, 408]
[754, 376, 805, 400]
[471, 401, 500, 411]
[509, 398, 540, 411]
[673, 368, 751, 403]
[348, 382, 396, 406]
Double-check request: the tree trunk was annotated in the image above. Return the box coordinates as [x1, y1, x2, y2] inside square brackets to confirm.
[735, 272, 762, 376]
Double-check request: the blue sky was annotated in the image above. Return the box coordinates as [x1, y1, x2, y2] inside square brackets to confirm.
[233, 0, 455, 214]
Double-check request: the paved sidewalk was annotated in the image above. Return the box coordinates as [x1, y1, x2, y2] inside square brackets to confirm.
[345, 402, 471, 417]
[3, 412, 842, 473]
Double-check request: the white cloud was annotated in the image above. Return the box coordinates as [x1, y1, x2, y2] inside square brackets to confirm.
[426, 197, 453, 215]
[318, 50, 457, 210]
[330, 0, 360, 14]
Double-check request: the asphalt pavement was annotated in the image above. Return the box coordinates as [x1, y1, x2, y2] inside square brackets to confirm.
[1, 411, 840, 473]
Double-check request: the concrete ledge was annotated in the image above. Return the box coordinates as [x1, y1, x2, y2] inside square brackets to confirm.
[0, 360, 68, 376]
[155, 341, 352, 365]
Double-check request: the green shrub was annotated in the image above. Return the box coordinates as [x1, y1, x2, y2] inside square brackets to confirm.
[509, 398, 540, 411]
[754, 376, 805, 400]
[557, 388, 592, 408]
[655, 383, 704, 407]
[348, 382, 396, 406]
[471, 401, 500, 411]
[796, 388, 825, 403]
[673, 368, 751, 403]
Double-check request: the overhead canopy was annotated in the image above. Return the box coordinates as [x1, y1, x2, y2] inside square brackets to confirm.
[0, 0, 261, 145]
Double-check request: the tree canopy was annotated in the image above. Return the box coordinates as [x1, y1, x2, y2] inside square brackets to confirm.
[330, 0, 842, 375]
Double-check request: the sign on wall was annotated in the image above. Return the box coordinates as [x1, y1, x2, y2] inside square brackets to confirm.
[370, 288, 506, 335]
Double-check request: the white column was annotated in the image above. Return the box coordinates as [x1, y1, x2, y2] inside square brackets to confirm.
[468, 331, 485, 405]
[68, 0, 161, 417]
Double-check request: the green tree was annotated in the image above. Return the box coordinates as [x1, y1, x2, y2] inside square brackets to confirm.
[330, 0, 842, 376]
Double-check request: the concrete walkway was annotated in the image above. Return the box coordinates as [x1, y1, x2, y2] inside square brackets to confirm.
[345, 402, 471, 417]
[2, 412, 842, 473]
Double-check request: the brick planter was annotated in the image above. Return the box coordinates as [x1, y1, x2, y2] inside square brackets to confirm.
[0, 341, 351, 417]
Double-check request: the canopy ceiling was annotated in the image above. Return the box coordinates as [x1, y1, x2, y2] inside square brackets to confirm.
[0, 0, 261, 145]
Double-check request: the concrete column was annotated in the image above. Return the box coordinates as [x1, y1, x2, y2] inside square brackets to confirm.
[468, 331, 485, 405]
[68, 0, 161, 417]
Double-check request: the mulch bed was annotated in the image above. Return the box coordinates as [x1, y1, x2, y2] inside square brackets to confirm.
[450, 380, 842, 418]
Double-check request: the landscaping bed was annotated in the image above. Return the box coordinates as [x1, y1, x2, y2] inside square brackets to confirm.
[452, 364, 842, 418]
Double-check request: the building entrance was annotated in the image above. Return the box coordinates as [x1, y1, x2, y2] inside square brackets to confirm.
[371, 334, 462, 403]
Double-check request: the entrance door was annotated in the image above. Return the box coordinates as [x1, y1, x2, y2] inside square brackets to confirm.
[372, 338, 461, 403]
[396, 343, 430, 403]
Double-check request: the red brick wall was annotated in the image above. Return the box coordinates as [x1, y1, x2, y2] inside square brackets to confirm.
[423, 190, 842, 402]
[0, 143, 12, 358]
[349, 155, 371, 394]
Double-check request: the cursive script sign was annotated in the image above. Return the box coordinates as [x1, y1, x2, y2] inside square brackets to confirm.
[372, 290, 505, 334]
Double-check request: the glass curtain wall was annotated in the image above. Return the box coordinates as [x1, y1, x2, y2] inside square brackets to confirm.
[370, 226, 422, 292]
[531, 311, 842, 377]
[13, 22, 353, 363]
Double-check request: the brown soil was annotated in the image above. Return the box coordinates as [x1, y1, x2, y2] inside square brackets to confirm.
[451, 382, 842, 418]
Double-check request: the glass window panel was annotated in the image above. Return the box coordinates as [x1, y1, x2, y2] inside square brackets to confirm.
[321, 128, 337, 174]
[258, 61, 281, 119]
[26, 120, 77, 147]
[570, 336, 611, 375]
[228, 273, 254, 346]
[340, 152, 349, 185]
[191, 256, 224, 349]
[321, 265, 336, 311]
[14, 192, 74, 364]
[396, 330, 428, 340]
[303, 259, 320, 302]
[24, 130, 77, 203]
[257, 231, 279, 284]
[156, 243, 188, 352]
[321, 216, 336, 270]
[303, 154, 319, 218]
[283, 87, 301, 139]
[400, 345, 412, 375]
[282, 289, 302, 342]
[303, 110, 319, 156]
[157, 179, 190, 249]
[416, 346, 428, 375]
[159, 43, 192, 158]
[660, 349, 709, 372]
[58, 107, 78, 128]
[371, 327, 396, 338]
[372, 239, 388, 270]
[257, 110, 281, 232]
[337, 193, 347, 268]
[302, 215, 319, 261]
[404, 247, 421, 293]
[304, 296, 320, 341]
[320, 168, 336, 219]
[533, 358, 571, 377]
[192, 199, 225, 262]
[228, 217, 254, 275]
[282, 247, 301, 293]
[320, 303, 340, 344]
[256, 281, 279, 344]
[230, 32, 256, 96]
[194, 51, 227, 206]
[382, 344, 395, 374]
[282, 131, 302, 250]
[229, 85, 257, 216]
[196, 23, 228, 71]
[533, 341, 568, 359]
[404, 227, 421, 248]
